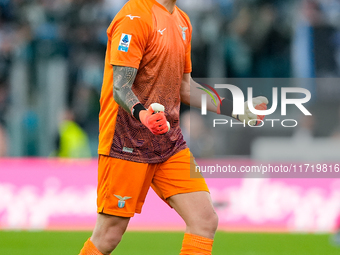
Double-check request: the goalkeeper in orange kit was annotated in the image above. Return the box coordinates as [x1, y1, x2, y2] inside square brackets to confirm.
[79, 0, 268, 254]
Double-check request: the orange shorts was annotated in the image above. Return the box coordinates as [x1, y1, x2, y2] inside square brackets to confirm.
[97, 148, 209, 217]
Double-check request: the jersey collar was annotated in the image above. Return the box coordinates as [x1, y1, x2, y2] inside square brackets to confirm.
[148, 0, 177, 15]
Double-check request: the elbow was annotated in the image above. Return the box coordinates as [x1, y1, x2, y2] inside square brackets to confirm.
[113, 91, 118, 102]
[180, 92, 190, 105]
[113, 87, 121, 104]
[180, 86, 190, 105]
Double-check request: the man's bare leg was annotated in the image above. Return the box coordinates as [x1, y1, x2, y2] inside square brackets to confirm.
[168, 191, 218, 254]
[79, 213, 130, 255]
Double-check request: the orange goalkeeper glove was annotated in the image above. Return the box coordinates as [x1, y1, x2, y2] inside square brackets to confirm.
[133, 103, 170, 135]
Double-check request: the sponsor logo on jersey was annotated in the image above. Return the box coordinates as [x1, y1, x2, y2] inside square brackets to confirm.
[126, 14, 140, 20]
[179, 25, 188, 41]
[118, 33, 132, 52]
[158, 28, 166, 35]
[114, 195, 132, 208]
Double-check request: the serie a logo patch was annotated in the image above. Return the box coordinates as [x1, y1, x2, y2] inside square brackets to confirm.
[118, 33, 132, 52]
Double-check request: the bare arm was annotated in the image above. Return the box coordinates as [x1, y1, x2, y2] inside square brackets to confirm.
[180, 73, 269, 125]
[180, 73, 221, 113]
[112, 65, 169, 134]
[113, 65, 139, 114]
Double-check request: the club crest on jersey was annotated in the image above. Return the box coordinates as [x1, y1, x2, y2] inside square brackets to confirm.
[118, 33, 132, 52]
[114, 195, 132, 208]
[179, 25, 188, 41]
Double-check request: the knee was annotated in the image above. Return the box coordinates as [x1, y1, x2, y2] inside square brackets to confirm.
[100, 230, 123, 254]
[188, 211, 219, 238]
[91, 225, 125, 255]
[203, 211, 219, 234]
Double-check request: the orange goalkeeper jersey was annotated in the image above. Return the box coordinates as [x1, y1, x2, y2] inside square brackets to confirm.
[98, 0, 192, 163]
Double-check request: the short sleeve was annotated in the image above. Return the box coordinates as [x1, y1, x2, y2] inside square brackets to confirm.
[109, 16, 150, 69]
[184, 24, 192, 73]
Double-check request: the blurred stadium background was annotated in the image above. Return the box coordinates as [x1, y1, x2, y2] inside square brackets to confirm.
[1, 0, 340, 254]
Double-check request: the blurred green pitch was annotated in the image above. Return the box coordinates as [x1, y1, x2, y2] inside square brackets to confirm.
[0, 231, 339, 255]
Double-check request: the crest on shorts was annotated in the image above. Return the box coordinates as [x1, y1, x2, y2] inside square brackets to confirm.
[114, 195, 132, 208]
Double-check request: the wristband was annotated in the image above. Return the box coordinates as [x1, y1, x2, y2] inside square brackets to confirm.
[131, 103, 146, 122]
[219, 98, 233, 117]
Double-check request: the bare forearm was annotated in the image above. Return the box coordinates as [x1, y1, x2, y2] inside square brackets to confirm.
[185, 78, 221, 113]
[180, 75, 268, 123]
[113, 66, 139, 113]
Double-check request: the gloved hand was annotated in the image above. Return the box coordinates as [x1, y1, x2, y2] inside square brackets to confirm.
[139, 103, 170, 135]
[232, 96, 268, 126]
